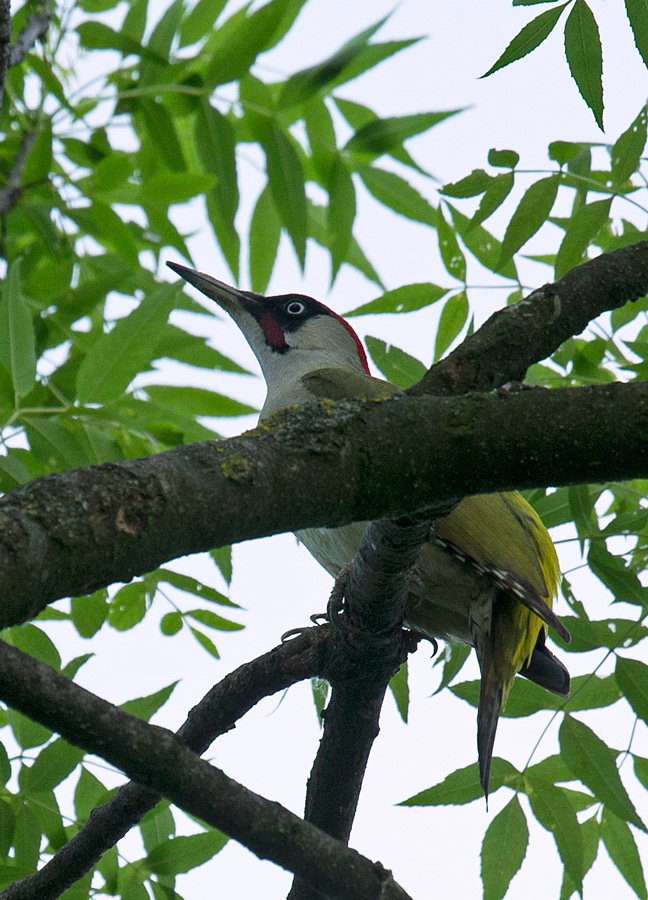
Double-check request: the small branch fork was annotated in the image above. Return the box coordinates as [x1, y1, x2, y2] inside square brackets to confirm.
[0, 627, 412, 900]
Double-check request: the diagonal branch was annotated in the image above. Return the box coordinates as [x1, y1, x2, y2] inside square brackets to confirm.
[0, 1, 52, 112]
[0, 638, 412, 900]
[1, 626, 333, 900]
[412, 241, 648, 395]
[0, 379, 647, 628]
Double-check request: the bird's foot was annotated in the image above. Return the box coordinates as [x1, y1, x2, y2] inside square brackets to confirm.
[280, 612, 329, 642]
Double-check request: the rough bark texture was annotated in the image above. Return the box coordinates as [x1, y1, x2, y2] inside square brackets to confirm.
[0, 380, 646, 627]
[412, 241, 648, 395]
[289, 519, 429, 900]
[0, 639, 412, 900]
[0, 628, 333, 900]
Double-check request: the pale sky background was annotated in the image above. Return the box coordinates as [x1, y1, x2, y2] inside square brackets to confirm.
[40, 0, 648, 898]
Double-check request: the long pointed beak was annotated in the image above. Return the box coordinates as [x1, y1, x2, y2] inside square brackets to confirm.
[166, 261, 262, 316]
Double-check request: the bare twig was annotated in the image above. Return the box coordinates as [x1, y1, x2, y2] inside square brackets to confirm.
[8, 6, 52, 67]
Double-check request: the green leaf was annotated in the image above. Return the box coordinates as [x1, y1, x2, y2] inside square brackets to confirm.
[160, 612, 183, 635]
[434, 292, 469, 360]
[564, 0, 604, 129]
[278, 16, 387, 108]
[554, 199, 612, 278]
[520, 673, 618, 714]
[6, 709, 52, 750]
[139, 98, 186, 172]
[611, 105, 647, 184]
[76, 21, 163, 61]
[345, 111, 460, 157]
[389, 662, 409, 723]
[365, 337, 426, 388]
[432, 643, 471, 693]
[108, 582, 147, 631]
[441, 169, 492, 198]
[70, 589, 109, 639]
[186, 609, 243, 632]
[196, 102, 240, 280]
[145, 385, 257, 418]
[482, 4, 568, 76]
[559, 716, 645, 830]
[600, 807, 647, 899]
[549, 140, 585, 165]
[437, 205, 466, 281]
[401, 758, 519, 806]
[145, 830, 228, 875]
[447, 203, 517, 279]
[626, 0, 648, 69]
[90, 202, 139, 267]
[3, 624, 60, 669]
[189, 626, 220, 658]
[140, 800, 175, 853]
[74, 767, 111, 824]
[346, 283, 447, 317]
[0, 744, 10, 788]
[481, 795, 529, 900]
[180, 0, 228, 46]
[139, 172, 216, 206]
[0, 801, 15, 857]
[307, 201, 383, 288]
[615, 657, 648, 724]
[588, 540, 648, 608]
[76, 282, 180, 403]
[154, 568, 238, 607]
[471, 173, 514, 227]
[358, 166, 436, 226]
[21, 740, 84, 792]
[121, 682, 178, 721]
[61, 653, 94, 681]
[13, 805, 41, 872]
[0, 261, 37, 397]
[260, 123, 307, 268]
[202, 0, 293, 88]
[249, 184, 281, 294]
[497, 176, 558, 269]
[526, 778, 583, 891]
[328, 156, 356, 280]
[155, 324, 250, 374]
[210, 546, 233, 585]
[488, 149, 520, 168]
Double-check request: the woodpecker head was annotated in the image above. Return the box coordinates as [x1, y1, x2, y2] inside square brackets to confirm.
[167, 262, 370, 417]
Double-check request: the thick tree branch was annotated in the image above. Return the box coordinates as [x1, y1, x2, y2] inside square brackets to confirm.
[0, 639, 412, 900]
[412, 241, 648, 395]
[0, 380, 646, 627]
[289, 519, 429, 900]
[1, 627, 333, 900]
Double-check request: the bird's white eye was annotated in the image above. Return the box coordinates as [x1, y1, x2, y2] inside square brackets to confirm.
[286, 300, 306, 315]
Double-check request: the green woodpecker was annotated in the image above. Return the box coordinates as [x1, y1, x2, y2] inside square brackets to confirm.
[167, 261, 570, 797]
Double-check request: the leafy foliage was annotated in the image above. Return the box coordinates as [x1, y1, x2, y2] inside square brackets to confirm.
[2, 0, 648, 898]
